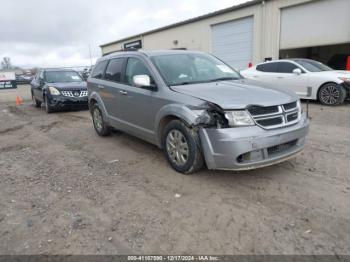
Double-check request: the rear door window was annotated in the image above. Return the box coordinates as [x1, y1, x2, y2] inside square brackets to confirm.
[277, 62, 299, 73]
[104, 58, 125, 82]
[91, 60, 108, 79]
[256, 62, 278, 73]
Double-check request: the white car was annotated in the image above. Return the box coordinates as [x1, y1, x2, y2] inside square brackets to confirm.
[241, 59, 350, 106]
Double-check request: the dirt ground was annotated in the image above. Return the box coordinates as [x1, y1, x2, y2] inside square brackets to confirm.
[0, 100, 349, 255]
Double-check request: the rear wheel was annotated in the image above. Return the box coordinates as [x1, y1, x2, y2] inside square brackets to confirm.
[32, 93, 41, 108]
[92, 103, 111, 136]
[162, 120, 204, 174]
[318, 83, 346, 106]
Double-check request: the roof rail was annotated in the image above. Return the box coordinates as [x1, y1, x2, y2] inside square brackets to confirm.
[102, 48, 148, 57]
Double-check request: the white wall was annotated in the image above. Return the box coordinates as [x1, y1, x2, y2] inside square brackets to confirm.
[280, 0, 350, 50]
[101, 0, 347, 65]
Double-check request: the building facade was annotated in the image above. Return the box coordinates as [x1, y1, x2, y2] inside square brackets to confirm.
[100, 0, 350, 70]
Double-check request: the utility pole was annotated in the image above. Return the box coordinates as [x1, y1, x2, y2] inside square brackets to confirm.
[88, 44, 93, 67]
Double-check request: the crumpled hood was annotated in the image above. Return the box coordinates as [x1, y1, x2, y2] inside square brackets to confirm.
[49, 81, 87, 90]
[170, 79, 298, 110]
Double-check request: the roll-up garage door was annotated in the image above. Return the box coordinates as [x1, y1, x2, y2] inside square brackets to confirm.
[211, 16, 253, 70]
[280, 0, 350, 50]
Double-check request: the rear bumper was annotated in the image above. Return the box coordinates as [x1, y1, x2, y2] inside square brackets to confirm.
[48, 96, 88, 109]
[199, 113, 310, 170]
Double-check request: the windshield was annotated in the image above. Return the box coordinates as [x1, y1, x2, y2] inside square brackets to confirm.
[45, 71, 83, 83]
[295, 60, 333, 72]
[150, 53, 241, 86]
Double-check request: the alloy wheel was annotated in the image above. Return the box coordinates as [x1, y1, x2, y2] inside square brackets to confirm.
[320, 85, 340, 105]
[166, 129, 189, 166]
[93, 108, 103, 132]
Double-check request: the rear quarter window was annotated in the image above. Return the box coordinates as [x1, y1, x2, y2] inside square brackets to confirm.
[104, 58, 125, 82]
[256, 62, 278, 73]
[91, 60, 108, 79]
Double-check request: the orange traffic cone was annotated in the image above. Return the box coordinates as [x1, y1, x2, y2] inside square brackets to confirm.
[16, 96, 23, 105]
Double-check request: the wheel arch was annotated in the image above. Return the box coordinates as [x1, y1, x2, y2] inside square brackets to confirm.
[157, 115, 183, 149]
[89, 91, 108, 120]
[317, 81, 341, 101]
[155, 104, 210, 148]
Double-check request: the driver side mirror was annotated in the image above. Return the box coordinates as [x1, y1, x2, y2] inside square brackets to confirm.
[133, 75, 156, 90]
[39, 77, 45, 85]
[293, 68, 302, 75]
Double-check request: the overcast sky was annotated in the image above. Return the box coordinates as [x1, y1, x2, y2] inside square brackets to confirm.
[0, 0, 250, 69]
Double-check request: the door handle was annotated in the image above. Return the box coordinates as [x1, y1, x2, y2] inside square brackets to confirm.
[98, 85, 105, 89]
[119, 90, 128, 95]
[277, 77, 284, 79]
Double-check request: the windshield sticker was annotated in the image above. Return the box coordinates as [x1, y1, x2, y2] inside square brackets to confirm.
[179, 74, 188, 79]
[216, 65, 234, 73]
[71, 76, 80, 80]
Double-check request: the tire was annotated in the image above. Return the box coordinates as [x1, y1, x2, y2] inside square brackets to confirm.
[44, 96, 54, 113]
[318, 83, 346, 106]
[32, 93, 41, 108]
[162, 120, 204, 174]
[91, 103, 111, 136]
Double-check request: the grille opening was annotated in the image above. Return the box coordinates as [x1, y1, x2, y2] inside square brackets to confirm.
[248, 105, 279, 116]
[287, 112, 298, 122]
[256, 117, 283, 127]
[283, 102, 297, 111]
[237, 150, 263, 163]
[267, 140, 298, 156]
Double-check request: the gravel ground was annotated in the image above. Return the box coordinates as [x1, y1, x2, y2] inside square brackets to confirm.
[0, 101, 349, 255]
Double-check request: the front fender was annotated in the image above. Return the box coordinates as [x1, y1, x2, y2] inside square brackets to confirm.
[154, 104, 209, 146]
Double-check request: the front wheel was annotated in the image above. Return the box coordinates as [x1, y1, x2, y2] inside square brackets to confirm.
[44, 96, 54, 113]
[318, 83, 346, 106]
[162, 120, 204, 174]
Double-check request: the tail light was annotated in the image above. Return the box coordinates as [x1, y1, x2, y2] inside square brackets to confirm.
[346, 56, 350, 71]
[248, 62, 253, 68]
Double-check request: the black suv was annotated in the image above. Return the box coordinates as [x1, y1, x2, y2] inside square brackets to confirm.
[31, 69, 88, 113]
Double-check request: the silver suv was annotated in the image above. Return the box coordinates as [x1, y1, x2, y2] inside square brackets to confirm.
[87, 50, 309, 174]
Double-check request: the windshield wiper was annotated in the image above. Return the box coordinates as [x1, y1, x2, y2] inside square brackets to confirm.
[171, 77, 239, 86]
[171, 80, 207, 86]
[208, 77, 239, 82]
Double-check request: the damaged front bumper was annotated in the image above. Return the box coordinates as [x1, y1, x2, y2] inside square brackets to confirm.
[199, 113, 309, 170]
[48, 96, 88, 109]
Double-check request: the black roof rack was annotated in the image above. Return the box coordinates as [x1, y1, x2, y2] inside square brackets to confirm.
[102, 47, 140, 56]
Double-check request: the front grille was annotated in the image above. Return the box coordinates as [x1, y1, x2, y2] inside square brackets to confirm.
[267, 140, 298, 156]
[248, 105, 279, 116]
[283, 102, 297, 111]
[256, 117, 283, 126]
[61, 90, 88, 98]
[287, 112, 298, 122]
[248, 101, 300, 129]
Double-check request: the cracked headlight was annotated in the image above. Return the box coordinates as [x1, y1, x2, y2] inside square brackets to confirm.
[48, 86, 60, 96]
[192, 110, 214, 125]
[225, 110, 255, 127]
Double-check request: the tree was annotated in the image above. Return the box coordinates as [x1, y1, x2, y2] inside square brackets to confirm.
[1, 57, 12, 70]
